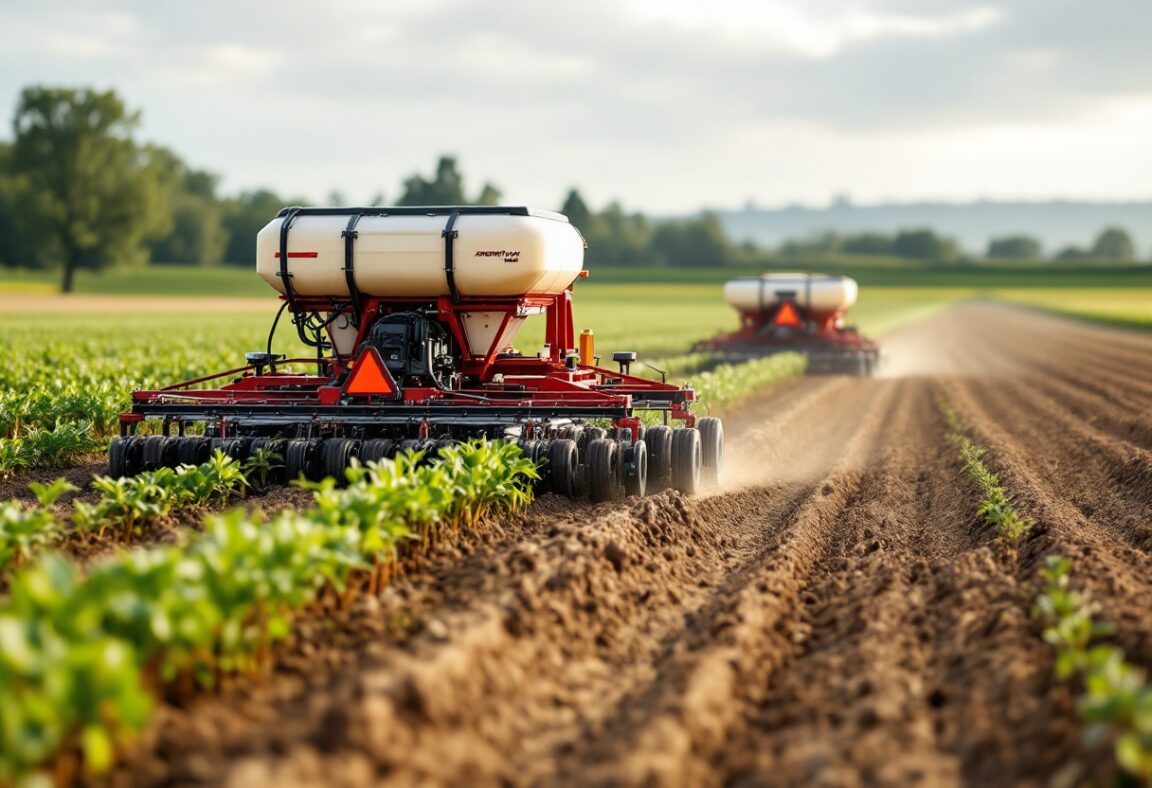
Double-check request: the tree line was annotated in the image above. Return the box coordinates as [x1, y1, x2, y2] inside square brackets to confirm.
[0, 86, 1145, 292]
[778, 225, 1140, 264]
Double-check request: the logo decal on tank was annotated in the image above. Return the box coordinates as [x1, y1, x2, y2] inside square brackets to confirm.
[474, 250, 520, 263]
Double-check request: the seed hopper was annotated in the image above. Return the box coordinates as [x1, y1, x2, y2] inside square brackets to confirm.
[110, 206, 723, 501]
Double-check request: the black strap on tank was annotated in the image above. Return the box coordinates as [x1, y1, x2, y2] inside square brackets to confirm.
[278, 207, 301, 316]
[342, 212, 364, 323]
[442, 208, 461, 305]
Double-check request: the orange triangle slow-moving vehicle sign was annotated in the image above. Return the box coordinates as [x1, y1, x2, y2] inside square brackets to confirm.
[343, 347, 400, 398]
[773, 301, 803, 328]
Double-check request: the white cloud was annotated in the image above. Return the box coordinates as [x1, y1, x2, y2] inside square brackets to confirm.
[0, 0, 1150, 211]
[624, 0, 1003, 58]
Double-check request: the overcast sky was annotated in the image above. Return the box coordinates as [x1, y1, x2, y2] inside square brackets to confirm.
[1, 0, 1149, 213]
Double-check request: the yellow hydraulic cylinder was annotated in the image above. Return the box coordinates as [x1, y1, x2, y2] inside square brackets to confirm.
[579, 329, 595, 367]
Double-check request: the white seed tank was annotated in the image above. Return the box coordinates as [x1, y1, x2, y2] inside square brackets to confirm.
[256, 208, 585, 298]
[724, 273, 858, 315]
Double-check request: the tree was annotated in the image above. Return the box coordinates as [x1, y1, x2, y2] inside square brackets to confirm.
[475, 182, 502, 206]
[986, 235, 1042, 260]
[397, 156, 502, 205]
[220, 189, 292, 265]
[560, 189, 593, 230]
[841, 232, 894, 255]
[147, 146, 228, 265]
[650, 212, 733, 267]
[1089, 226, 1135, 260]
[398, 156, 467, 205]
[891, 228, 959, 263]
[9, 86, 171, 291]
[0, 142, 35, 268]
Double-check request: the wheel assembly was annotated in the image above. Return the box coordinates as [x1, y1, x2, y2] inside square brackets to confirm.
[321, 438, 359, 483]
[587, 438, 623, 503]
[671, 427, 702, 495]
[645, 425, 674, 492]
[624, 439, 648, 497]
[286, 438, 322, 482]
[548, 438, 580, 497]
[697, 417, 724, 486]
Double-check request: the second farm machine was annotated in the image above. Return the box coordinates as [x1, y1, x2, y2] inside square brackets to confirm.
[109, 206, 723, 502]
[694, 272, 881, 375]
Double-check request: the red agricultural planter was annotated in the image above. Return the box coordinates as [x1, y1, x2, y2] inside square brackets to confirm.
[111, 206, 723, 501]
[693, 273, 881, 375]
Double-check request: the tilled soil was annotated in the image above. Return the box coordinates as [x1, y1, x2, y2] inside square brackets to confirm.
[94, 301, 1152, 786]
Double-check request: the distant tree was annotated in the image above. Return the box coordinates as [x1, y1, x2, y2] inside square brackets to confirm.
[891, 228, 959, 263]
[475, 182, 502, 206]
[398, 156, 465, 205]
[1055, 246, 1087, 262]
[781, 231, 840, 257]
[9, 86, 172, 291]
[1089, 226, 1136, 260]
[220, 189, 292, 265]
[147, 146, 228, 265]
[0, 141, 37, 268]
[397, 155, 502, 206]
[596, 202, 655, 265]
[560, 188, 594, 231]
[841, 232, 893, 255]
[986, 235, 1042, 260]
[651, 212, 733, 267]
[326, 189, 348, 206]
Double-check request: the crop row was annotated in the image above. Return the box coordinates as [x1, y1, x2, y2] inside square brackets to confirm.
[0, 452, 252, 575]
[0, 314, 300, 475]
[691, 352, 808, 412]
[1034, 556, 1152, 779]
[937, 396, 1033, 543]
[0, 440, 537, 782]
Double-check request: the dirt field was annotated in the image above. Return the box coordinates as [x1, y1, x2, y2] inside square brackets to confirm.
[91, 301, 1152, 787]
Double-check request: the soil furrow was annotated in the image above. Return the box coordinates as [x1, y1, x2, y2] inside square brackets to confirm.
[80, 300, 1152, 787]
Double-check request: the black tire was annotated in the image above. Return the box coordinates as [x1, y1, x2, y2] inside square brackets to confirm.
[398, 438, 423, 457]
[555, 425, 580, 442]
[178, 437, 212, 466]
[108, 437, 129, 478]
[548, 439, 579, 497]
[286, 439, 321, 482]
[360, 438, 395, 464]
[121, 436, 144, 477]
[587, 438, 623, 503]
[624, 439, 648, 498]
[698, 417, 724, 487]
[321, 438, 358, 483]
[158, 436, 181, 469]
[645, 426, 674, 492]
[223, 437, 254, 463]
[434, 438, 457, 458]
[141, 435, 167, 471]
[671, 428, 702, 496]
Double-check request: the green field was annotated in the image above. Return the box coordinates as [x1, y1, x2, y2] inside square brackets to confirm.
[2, 264, 1152, 357]
[1, 265, 1150, 368]
[3, 258, 1152, 297]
